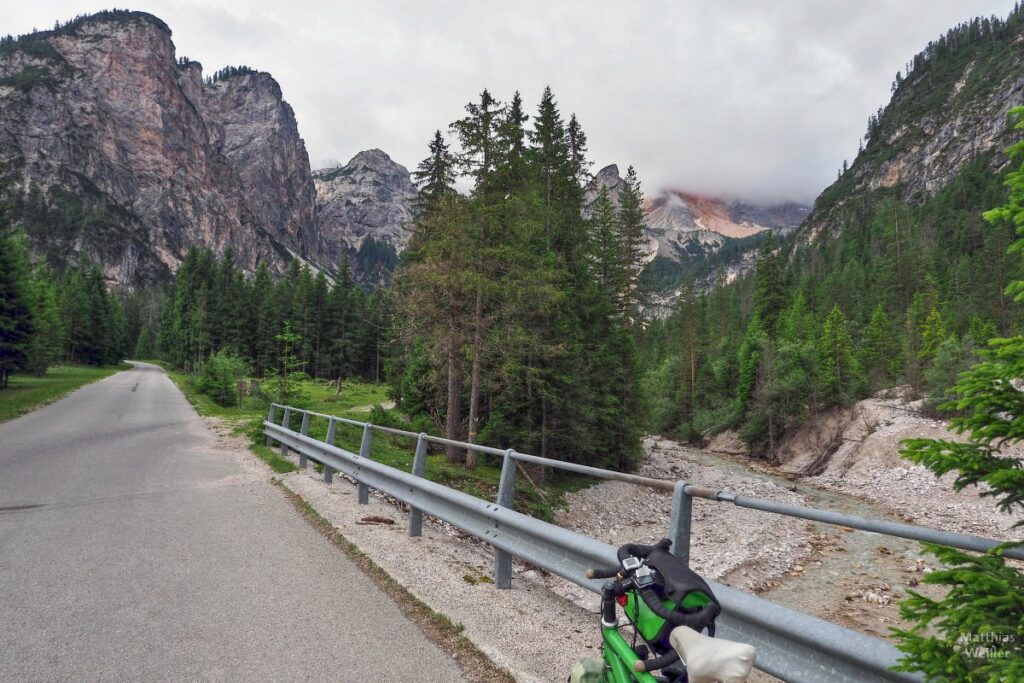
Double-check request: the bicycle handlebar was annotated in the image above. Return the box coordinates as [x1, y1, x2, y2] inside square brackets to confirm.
[637, 585, 720, 630]
[615, 538, 672, 565]
[587, 567, 620, 580]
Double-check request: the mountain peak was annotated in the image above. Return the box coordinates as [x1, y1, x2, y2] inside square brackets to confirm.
[595, 164, 621, 182]
[313, 149, 416, 284]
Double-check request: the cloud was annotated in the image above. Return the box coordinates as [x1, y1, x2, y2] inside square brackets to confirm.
[1, 0, 1016, 203]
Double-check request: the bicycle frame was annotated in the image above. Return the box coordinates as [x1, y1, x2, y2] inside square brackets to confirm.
[601, 624, 659, 682]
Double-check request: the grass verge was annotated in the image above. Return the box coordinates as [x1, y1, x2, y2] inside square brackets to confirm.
[273, 479, 515, 683]
[148, 359, 592, 519]
[0, 363, 131, 423]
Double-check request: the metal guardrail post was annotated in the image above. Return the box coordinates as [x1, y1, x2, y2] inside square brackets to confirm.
[323, 418, 336, 484]
[357, 424, 373, 504]
[280, 407, 291, 458]
[494, 448, 518, 588]
[409, 434, 428, 537]
[298, 411, 310, 468]
[668, 480, 692, 568]
[266, 404, 276, 446]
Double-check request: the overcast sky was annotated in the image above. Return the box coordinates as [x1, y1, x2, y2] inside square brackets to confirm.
[2, 1, 1017, 203]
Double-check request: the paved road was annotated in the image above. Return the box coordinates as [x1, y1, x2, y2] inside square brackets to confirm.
[0, 363, 463, 682]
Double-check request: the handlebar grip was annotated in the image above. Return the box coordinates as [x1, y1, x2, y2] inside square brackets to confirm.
[587, 567, 619, 580]
[633, 648, 680, 673]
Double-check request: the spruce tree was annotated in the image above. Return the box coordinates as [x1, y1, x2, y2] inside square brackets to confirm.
[413, 130, 457, 207]
[752, 231, 787, 331]
[894, 109, 1024, 681]
[0, 225, 35, 387]
[818, 304, 860, 405]
[862, 303, 898, 388]
[589, 184, 624, 297]
[616, 165, 647, 322]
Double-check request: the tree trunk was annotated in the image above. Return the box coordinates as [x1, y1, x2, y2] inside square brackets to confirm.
[445, 308, 463, 463]
[466, 284, 484, 468]
[540, 395, 548, 460]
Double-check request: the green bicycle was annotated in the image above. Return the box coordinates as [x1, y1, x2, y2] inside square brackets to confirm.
[573, 538, 756, 683]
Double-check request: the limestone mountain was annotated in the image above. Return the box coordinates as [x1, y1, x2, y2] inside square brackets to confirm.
[313, 149, 416, 287]
[584, 164, 809, 288]
[0, 11, 318, 285]
[805, 9, 1024, 242]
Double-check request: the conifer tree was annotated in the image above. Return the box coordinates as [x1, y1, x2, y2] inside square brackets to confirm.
[617, 165, 646, 321]
[895, 110, 1024, 681]
[862, 303, 898, 388]
[413, 130, 457, 207]
[0, 225, 35, 387]
[818, 304, 861, 405]
[450, 88, 503, 186]
[494, 91, 529, 192]
[26, 275, 62, 374]
[752, 231, 787, 331]
[895, 343, 1024, 679]
[589, 185, 624, 296]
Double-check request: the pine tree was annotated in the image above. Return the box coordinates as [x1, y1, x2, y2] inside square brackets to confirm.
[818, 304, 861, 405]
[413, 130, 457, 207]
[0, 225, 35, 387]
[617, 165, 646, 321]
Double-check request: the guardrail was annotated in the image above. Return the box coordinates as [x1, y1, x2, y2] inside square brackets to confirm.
[264, 403, 1018, 682]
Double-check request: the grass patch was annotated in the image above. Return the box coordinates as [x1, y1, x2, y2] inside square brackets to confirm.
[0, 363, 130, 423]
[251, 443, 299, 474]
[274, 480, 514, 683]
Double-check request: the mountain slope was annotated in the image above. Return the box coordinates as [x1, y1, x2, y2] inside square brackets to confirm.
[640, 5, 1024, 452]
[0, 11, 316, 284]
[805, 9, 1024, 241]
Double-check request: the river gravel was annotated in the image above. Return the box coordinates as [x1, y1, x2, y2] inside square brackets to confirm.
[555, 437, 818, 591]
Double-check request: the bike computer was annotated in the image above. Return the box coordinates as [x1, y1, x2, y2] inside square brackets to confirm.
[634, 565, 655, 587]
[621, 556, 642, 573]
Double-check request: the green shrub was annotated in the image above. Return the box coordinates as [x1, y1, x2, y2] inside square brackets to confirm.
[195, 350, 248, 407]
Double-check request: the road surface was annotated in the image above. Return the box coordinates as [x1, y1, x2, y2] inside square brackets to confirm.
[0, 363, 463, 681]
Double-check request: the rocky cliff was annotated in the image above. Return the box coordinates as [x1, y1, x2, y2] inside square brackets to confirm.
[0, 11, 317, 285]
[313, 149, 416, 286]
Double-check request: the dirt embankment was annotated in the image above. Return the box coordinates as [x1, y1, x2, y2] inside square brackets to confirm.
[763, 392, 1019, 538]
[697, 392, 1020, 638]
